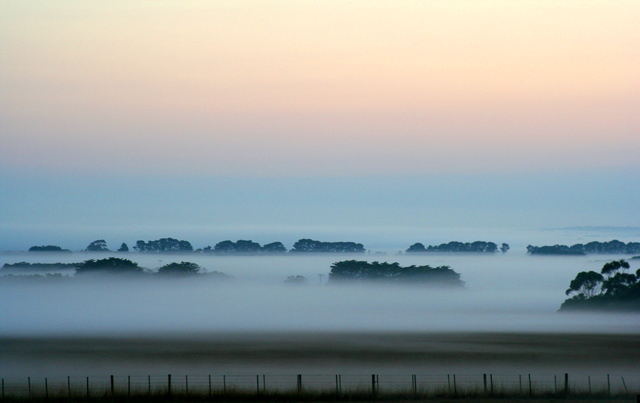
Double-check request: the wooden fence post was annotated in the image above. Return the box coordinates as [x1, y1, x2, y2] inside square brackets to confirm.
[412, 374, 417, 398]
[167, 374, 171, 396]
[453, 374, 457, 397]
[68, 376, 71, 397]
[128, 376, 131, 397]
[297, 374, 302, 395]
[490, 374, 494, 395]
[208, 375, 211, 398]
[607, 374, 610, 397]
[86, 377, 89, 399]
[256, 375, 260, 395]
[519, 374, 522, 393]
[110, 375, 114, 396]
[28, 377, 31, 396]
[483, 374, 487, 393]
[223, 375, 226, 394]
[371, 374, 377, 396]
[185, 375, 189, 396]
[528, 374, 532, 397]
[45, 378, 48, 399]
[564, 373, 568, 395]
[148, 375, 151, 395]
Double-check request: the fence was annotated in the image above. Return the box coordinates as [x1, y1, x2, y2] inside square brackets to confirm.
[1, 373, 638, 399]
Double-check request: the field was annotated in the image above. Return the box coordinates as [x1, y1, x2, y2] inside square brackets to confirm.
[2, 331, 639, 401]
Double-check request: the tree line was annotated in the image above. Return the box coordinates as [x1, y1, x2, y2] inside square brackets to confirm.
[25, 238, 640, 256]
[527, 240, 640, 255]
[406, 241, 509, 253]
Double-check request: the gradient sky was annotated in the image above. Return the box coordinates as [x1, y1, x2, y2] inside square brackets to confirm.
[1, 1, 639, 250]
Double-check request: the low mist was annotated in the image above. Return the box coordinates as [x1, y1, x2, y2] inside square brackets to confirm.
[2, 253, 639, 336]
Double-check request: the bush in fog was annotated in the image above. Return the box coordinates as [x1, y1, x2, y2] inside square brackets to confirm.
[28, 245, 71, 252]
[157, 261, 201, 276]
[284, 275, 307, 285]
[75, 258, 144, 276]
[328, 260, 463, 287]
[560, 259, 640, 311]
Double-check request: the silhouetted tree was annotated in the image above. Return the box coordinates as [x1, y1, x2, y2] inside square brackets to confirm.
[86, 239, 109, 252]
[118, 243, 129, 252]
[262, 242, 287, 253]
[500, 243, 510, 253]
[560, 259, 640, 311]
[406, 243, 426, 253]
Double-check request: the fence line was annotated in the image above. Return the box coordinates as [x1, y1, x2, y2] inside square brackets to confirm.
[0, 372, 638, 399]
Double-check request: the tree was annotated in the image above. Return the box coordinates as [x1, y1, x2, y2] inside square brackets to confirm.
[118, 243, 129, 252]
[500, 243, 510, 253]
[406, 243, 426, 253]
[262, 242, 287, 253]
[75, 258, 143, 275]
[565, 271, 604, 298]
[600, 260, 630, 278]
[86, 240, 109, 252]
[157, 261, 201, 276]
[560, 259, 640, 311]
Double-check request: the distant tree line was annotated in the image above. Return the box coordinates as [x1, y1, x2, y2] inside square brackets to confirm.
[560, 260, 640, 311]
[134, 238, 193, 252]
[291, 239, 365, 253]
[328, 260, 463, 286]
[406, 241, 508, 253]
[202, 240, 287, 254]
[527, 240, 640, 256]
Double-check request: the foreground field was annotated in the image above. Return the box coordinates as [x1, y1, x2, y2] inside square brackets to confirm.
[1, 331, 639, 399]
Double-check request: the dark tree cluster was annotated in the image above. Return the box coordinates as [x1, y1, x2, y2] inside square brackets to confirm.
[560, 260, 640, 311]
[203, 240, 287, 254]
[406, 241, 506, 253]
[71, 258, 229, 279]
[328, 260, 463, 286]
[28, 245, 71, 252]
[134, 238, 193, 252]
[291, 239, 365, 253]
[528, 240, 640, 256]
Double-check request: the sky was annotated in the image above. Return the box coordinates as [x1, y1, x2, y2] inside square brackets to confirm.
[1, 1, 639, 250]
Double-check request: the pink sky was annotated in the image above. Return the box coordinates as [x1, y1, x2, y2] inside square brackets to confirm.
[2, 1, 639, 176]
